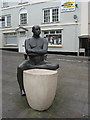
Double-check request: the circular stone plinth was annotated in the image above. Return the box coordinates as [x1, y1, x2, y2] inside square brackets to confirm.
[23, 69, 58, 111]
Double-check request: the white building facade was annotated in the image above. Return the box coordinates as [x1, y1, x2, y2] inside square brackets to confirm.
[0, 0, 90, 55]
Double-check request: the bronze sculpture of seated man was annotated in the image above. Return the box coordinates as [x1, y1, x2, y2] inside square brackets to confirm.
[17, 25, 59, 96]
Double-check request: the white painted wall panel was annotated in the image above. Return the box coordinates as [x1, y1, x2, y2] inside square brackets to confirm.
[81, 2, 88, 35]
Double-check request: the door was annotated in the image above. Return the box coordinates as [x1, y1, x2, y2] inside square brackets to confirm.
[79, 38, 88, 56]
[18, 31, 27, 53]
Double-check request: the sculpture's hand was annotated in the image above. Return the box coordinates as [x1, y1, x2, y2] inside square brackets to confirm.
[31, 47, 38, 53]
[31, 47, 41, 53]
[26, 48, 38, 56]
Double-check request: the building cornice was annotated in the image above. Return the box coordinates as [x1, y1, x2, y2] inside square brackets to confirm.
[0, 23, 80, 32]
[40, 23, 80, 27]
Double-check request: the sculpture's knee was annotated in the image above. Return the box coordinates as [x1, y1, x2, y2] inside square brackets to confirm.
[17, 64, 24, 71]
[17, 65, 24, 80]
[51, 63, 59, 70]
[56, 64, 59, 69]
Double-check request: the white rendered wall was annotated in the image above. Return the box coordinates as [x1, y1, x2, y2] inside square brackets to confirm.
[0, 0, 82, 53]
[88, 1, 90, 35]
[80, 2, 88, 35]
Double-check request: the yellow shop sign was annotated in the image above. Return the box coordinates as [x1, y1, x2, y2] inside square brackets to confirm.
[61, 0, 75, 12]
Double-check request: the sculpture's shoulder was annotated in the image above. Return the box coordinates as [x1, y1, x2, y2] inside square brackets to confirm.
[41, 37, 48, 43]
[25, 37, 33, 43]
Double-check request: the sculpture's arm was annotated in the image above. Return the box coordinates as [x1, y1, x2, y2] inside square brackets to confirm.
[25, 38, 48, 55]
[36, 39, 48, 54]
[25, 39, 37, 55]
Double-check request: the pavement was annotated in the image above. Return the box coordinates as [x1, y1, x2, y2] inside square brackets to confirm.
[1, 50, 89, 118]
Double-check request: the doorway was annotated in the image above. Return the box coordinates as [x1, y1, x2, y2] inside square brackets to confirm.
[79, 36, 88, 56]
[18, 31, 27, 53]
[15, 27, 28, 53]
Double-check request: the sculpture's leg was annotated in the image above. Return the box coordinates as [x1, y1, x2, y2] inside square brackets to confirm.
[17, 60, 34, 96]
[35, 61, 59, 70]
[17, 65, 25, 95]
[17, 62, 26, 96]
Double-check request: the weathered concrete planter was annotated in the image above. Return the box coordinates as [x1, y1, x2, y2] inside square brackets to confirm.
[23, 69, 58, 111]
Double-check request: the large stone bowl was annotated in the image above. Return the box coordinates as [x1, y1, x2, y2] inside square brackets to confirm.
[23, 69, 58, 111]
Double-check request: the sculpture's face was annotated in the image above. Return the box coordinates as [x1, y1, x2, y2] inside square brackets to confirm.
[33, 26, 41, 36]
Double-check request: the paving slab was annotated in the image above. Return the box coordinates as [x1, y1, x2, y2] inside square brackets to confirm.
[1, 50, 88, 118]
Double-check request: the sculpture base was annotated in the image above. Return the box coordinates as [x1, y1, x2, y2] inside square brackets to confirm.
[23, 69, 58, 111]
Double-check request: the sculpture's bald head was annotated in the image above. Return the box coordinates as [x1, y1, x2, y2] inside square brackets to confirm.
[32, 25, 41, 38]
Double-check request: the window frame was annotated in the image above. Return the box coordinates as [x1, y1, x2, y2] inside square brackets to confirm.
[1, 15, 11, 28]
[7, 15, 11, 27]
[4, 32, 18, 46]
[19, 8, 28, 26]
[52, 8, 59, 22]
[20, 13, 27, 25]
[2, 16, 5, 27]
[0, 17, 1, 27]
[43, 7, 60, 23]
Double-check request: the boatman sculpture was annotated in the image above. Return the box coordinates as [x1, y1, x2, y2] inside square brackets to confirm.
[17, 25, 59, 96]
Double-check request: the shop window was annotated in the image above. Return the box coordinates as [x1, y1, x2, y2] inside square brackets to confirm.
[43, 29, 62, 46]
[4, 33, 17, 45]
[43, 7, 60, 23]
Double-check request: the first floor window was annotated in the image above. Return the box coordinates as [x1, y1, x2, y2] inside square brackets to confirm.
[52, 8, 59, 22]
[20, 13, 27, 25]
[7, 15, 11, 27]
[2, 15, 11, 27]
[2, 16, 5, 27]
[19, 8, 28, 25]
[44, 9, 50, 23]
[43, 7, 60, 23]
[43, 29, 62, 46]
